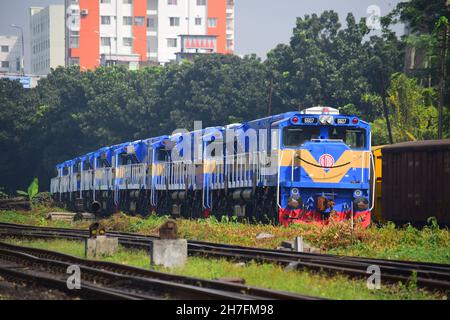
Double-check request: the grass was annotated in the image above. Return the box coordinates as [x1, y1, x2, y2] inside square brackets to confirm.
[3, 238, 446, 300]
[1, 206, 450, 264]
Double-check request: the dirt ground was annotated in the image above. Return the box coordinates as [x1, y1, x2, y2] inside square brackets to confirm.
[0, 275, 79, 300]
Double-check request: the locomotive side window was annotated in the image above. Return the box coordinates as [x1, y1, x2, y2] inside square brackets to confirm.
[283, 126, 320, 147]
[329, 127, 366, 149]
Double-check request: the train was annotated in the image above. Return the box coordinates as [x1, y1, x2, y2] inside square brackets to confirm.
[50, 106, 374, 227]
[372, 139, 450, 226]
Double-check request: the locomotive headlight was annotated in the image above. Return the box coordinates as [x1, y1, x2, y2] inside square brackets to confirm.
[353, 189, 362, 198]
[319, 115, 334, 125]
[353, 196, 369, 211]
[291, 188, 300, 198]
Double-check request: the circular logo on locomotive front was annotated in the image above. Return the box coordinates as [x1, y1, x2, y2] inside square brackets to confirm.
[319, 154, 335, 168]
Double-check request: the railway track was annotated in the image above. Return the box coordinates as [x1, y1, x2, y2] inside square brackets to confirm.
[0, 241, 317, 300]
[1, 221, 449, 293]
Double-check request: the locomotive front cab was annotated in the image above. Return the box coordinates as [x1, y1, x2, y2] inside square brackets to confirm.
[278, 107, 373, 227]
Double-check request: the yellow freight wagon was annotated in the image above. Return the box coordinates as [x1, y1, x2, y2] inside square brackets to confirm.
[371, 145, 384, 222]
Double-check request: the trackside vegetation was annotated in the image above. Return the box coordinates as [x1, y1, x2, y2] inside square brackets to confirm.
[0, 207, 449, 264]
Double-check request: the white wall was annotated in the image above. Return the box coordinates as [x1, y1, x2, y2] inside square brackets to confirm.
[100, 0, 138, 60]
[156, 0, 207, 63]
[30, 5, 65, 75]
[0, 36, 20, 73]
[49, 5, 66, 71]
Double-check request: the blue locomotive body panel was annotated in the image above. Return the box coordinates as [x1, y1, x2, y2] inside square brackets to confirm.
[51, 107, 373, 227]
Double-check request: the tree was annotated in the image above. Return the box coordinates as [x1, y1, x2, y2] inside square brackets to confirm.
[363, 30, 405, 143]
[388, 0, 450, 138]
[265, 10, 405, 134]
[0, 79, 39, 192]
[375, 73, 438, 143]
[435, 16, 449, 138]
[389, 0, 450, 34]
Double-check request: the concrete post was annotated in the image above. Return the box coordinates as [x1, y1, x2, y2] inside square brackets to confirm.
[294, 236, 304, 252]
[150, 239, 187, 269]
[85, 236, 118, 259]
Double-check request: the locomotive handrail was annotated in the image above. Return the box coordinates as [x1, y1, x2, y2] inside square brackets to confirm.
[310, 139, 345, 143]
[276, 152, 282, 209]
[369, 152, 376, 212]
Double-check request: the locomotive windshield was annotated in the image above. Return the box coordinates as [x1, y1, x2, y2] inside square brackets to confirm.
[283, 125, 366, 148]
[283, 126, 320, 147]
[329, 127, 366, 148]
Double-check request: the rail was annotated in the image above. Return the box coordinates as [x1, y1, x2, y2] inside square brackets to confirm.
[1, 222, 449, 293]
[94, 167, 114, 190]
[50, 177, 59, 194]
[81, 170, 93, 191]
[70, 173, 80, 193]
[0, 239, 316, 300]
[115, 164, 147, 189]
[203, 152, 277, 209]
[60, 175, 70, 193]
[211, 152, 278, 190]
[152, 163, 168, 191]
[168, 161, 196, 190]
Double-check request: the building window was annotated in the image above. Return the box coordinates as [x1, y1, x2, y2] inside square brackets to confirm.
[69, 57, 79, 66]
[123, 16, 133, 25]
[227, 18, 233, 30]
[197, 0, 206, 5]
[167, 38, 177, 48]
[169, 17, 180, 26]
[123, 37, 133, 47]
[69, 36, 79, 48]
[1, 61, 9, 68]
[208, 18, 217, 28]
[101, 37, 111, 46]
[101, 16, 111, 25]
[134, 16, 145, 26]
[168, 0, 177, 5]
[147, 17, 156, 29]
[195, 17, 202, 25]
[1, 45, 8, 52]
[123, 0, 132, 4]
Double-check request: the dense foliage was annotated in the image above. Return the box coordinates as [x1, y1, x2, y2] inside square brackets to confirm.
[0, 1, 448, 192]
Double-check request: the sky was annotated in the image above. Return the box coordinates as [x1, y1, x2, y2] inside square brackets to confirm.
[0, 0, 403, 73]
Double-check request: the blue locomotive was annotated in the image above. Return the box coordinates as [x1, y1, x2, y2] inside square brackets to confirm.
[50, 106, 374, 227]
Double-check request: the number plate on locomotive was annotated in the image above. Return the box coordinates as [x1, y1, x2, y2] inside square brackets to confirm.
[302, 117, 317, 124]
[335, 118, 349, 124]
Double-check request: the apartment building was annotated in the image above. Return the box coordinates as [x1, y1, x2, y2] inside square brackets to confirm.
[65, 0, 234, 70]
[0, 36, 21, 74]
[30, 5, 66, 75]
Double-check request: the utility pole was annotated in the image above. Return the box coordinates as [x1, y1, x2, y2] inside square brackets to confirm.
[267, 78, 273, 116]
[10, 24, 24, 75]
